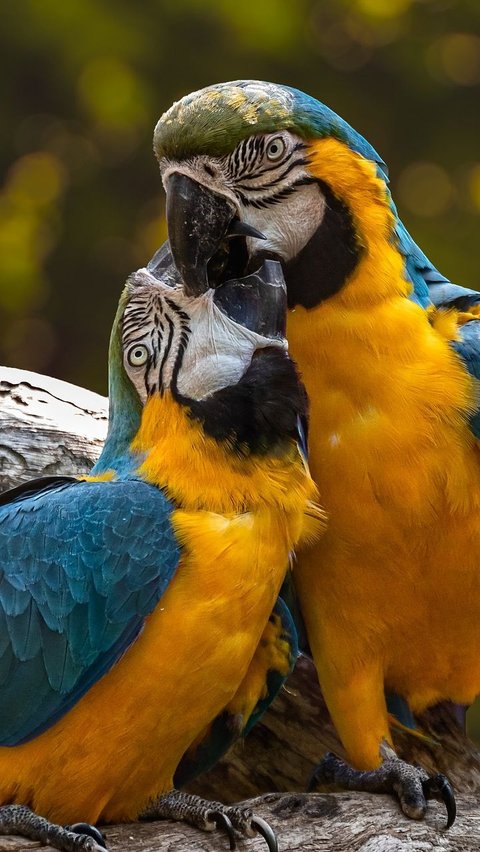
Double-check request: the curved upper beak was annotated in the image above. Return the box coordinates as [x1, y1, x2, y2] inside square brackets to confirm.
[165, 172, 265, 297]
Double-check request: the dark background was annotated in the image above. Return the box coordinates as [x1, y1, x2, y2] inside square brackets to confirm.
[0, 0, 479, 394]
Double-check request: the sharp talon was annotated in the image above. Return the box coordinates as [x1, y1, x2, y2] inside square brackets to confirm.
[210, 811, 236, 850]
[423, 774, 457, 829]
[250, 816, 279, 852]
[66, 823, 107, 848]
[442, 782, 457, 830]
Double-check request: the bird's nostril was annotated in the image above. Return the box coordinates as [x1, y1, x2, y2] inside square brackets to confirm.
[204, 163, 216, 178]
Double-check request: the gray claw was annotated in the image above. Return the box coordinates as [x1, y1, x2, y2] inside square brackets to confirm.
[251, 816, 279, 852]
[210, 811, 236, 850]
[423, 773, 456, 829]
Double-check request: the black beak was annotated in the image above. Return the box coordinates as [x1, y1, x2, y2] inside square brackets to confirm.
[213, 259, 287, 339]
[166, 172, 266, 297]
[145, 238, 286, 340]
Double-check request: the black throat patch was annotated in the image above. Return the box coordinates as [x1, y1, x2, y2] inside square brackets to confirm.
[285, 180, 362, 309]
[175, 347, 308, 456]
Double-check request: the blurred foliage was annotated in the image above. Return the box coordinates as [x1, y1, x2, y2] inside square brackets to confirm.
[0, 0, 479, 390]
[1, 0, 480, 740]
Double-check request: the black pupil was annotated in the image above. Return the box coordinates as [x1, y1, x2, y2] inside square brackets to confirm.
[134, 348, 143, 359]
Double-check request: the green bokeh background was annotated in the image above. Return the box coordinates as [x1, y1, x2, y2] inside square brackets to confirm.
[1, 0, 480, 736]
[1, 0, 479, 392]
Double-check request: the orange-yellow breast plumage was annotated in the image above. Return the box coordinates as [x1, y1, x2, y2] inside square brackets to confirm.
[288, 137, 480, 769]
[0, 394, 318, 823]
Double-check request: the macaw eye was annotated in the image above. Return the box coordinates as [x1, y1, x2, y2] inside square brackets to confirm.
[265, 137, 286, 162]
[127, 344, 149, 367]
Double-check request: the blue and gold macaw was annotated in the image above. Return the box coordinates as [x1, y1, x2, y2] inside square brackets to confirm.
[0, 245, 323, 851]
[154, 79, 480, 826]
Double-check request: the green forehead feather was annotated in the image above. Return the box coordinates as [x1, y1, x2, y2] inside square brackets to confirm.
[153, 80, 384, 168]
[155, 81, 302, 160]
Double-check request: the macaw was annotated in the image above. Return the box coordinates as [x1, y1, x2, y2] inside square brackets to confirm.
[153, 79, 480, 826]
[0, 244, 323, 852]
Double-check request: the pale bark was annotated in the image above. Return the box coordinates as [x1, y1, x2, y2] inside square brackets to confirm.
[1, 364, 479, 852]
[0, 366, 107, 488]
[0, 793, 477, 852]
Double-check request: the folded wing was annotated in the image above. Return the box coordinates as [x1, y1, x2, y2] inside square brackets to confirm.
[0, 476, 180, 745]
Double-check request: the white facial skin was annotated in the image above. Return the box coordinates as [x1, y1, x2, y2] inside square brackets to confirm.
[160, 131, 325, 263]
[122, 269, 287, 403]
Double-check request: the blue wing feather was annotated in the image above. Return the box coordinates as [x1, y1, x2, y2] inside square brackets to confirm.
[449, 319, 480, 439]
[0, 476, 180, 745]
[429, 282, 480, 311]
[394, 220, 449, 308]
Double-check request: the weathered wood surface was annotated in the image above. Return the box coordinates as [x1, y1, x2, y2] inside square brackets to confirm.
[0, 793, 477, 852]
[0, 366, 107, 488]
[1, 364, 480, 851]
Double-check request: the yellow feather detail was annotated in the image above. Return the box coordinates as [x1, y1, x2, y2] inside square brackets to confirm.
[458, 307, 480, 324]
[225, 613, 293, 724]
[426, 306, 461, 341]
[80, 470, 116, 482]
[387, 715, 438, 746]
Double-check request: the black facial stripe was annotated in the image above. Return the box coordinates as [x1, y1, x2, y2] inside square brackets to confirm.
[232, 143, 242, 174]
[124, 333, 149, 347]
[122, 290, 192, 395]
[158, 313, 175, 389]
[164, 296, 191, 324]
[227, 135, 267, 178]
[236, 175, 317, 209]
[145, 360, 156, 397]
[170, 326, 191, 390]
[225, 137, 308, 188]
[122, 308, 149, 334]
[234, 157, 310, 189]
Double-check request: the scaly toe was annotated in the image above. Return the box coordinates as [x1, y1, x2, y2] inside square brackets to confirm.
[66, 823, 107, 849]
[307, 752, 456, 829]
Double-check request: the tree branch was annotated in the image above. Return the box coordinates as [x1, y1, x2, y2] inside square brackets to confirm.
[0, 792, 476, 852]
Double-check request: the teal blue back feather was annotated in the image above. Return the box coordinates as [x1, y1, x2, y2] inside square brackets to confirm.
[0, 477, 179, 745]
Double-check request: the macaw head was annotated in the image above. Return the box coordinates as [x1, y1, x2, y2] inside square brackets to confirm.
[97, 242, 308, 472]
[119, 242, 287, 404]
[154, 80, 433, 309]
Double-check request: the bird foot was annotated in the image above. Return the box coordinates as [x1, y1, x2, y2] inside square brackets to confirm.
[0, 805, 107, 851]
[140, 789, 278, 851]
[308, 750, 456, 828]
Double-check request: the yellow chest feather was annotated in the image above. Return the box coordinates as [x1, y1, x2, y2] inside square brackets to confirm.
[293, 137, 480, 535]
[288, 295, 480, 533]
[289, 137, 480, 709]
